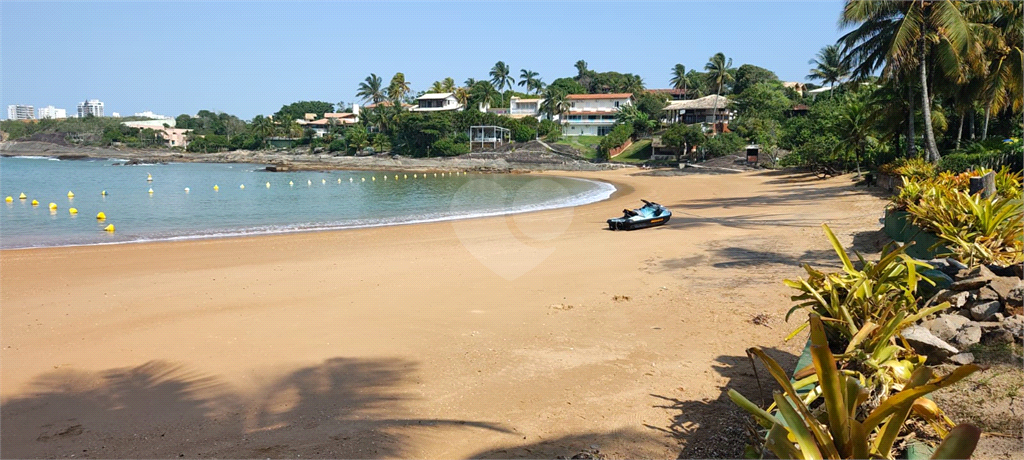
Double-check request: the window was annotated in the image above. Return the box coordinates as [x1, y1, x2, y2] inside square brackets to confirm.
[614, 101, 620, 108]
[571, 102, 576, 108]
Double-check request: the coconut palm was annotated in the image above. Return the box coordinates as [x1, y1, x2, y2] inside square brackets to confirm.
[704, 52, 734, 128]
[840, 0, 975, 163]
[387, 73, 411, 103]
[575, 60, 589, 79]
[252, 115, 275, 146]
[357, 74, 385, 104]
[489, 61, 515, 92]
[471, 81, 502, 109]
[541, 88, 571, 122]
[670, 64, 690, 98]
[973, 1, 1022, 139]
[519, 69, 540, 94]
[833, 97, 875, 177]
[807, 44, 850, 99]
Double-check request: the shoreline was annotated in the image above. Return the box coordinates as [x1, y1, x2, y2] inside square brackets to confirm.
[0, 140, 630, 174]
[1, 167, 893, 458]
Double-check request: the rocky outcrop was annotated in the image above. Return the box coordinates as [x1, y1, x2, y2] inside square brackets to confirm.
[912, 259, 1024, 364]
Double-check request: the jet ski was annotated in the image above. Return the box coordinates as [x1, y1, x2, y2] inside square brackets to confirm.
[607, 200, 671, 230]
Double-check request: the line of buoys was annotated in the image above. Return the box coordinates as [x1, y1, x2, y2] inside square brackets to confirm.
[31, 200, 39, 206]
[19, 193, 26, 199]
[105, 224, 115, 232]
[69, 208, 78, 215]
[97, 212, 106, 220]
[5, 196, 11, 203]
[67, 191, 75, 198]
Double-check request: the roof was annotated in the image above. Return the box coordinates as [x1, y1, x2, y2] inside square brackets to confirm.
[663, 94, 732, 110]
[416, 92, 454, 100]
[648, 88, 689, 95]
[566, 93, 633, 100]
[566, 111, 619, 116]
[323, 112, 355, 119]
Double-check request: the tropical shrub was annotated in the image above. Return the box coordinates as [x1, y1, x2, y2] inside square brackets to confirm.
[597, 124, 634, 160]
[784, 225, 949, 405]
[702, 131, 746, 158]
[430, 138, 469, 156]
[730, 313, 982, 460]
[909, 188, 1023, 267]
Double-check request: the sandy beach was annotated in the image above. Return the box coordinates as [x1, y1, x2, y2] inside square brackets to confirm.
[1, 168, 891, 458]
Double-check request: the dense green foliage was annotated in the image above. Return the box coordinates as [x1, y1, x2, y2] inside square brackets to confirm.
[597, 124, 634, 161]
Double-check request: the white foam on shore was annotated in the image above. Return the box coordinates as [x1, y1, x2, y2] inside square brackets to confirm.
[3, 177, 616, 250]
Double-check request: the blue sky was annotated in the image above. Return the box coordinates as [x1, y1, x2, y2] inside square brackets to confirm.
[2, 1, 848, 121]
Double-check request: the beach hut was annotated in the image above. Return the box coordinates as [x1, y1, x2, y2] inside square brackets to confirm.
[745, 144, 760, 165]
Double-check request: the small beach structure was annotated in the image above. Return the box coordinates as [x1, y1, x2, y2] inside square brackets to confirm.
[469, 126, 511, 151]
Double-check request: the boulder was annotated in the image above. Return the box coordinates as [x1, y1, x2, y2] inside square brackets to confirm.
[1001, 315, 1024, 340]
[981, 329, 1015, 346]
[1005, 280, 1024, 309]
[950, 265, 996, 291]
[929, 290, 970, 309]
[949, 352, 975, 365]
[952, 324, 982, 348]
[923, 314, 970, 342]
[969, 300, 1002, 321]
[903, 325, 960, 363]
[977, 285, 1000, 302]
[989, 276, 1021, 299]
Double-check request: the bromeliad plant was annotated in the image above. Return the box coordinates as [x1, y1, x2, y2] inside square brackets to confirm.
[729, 314, 982, 460]
[909, 188, 1023, 267]
[784, 225, 950, 407]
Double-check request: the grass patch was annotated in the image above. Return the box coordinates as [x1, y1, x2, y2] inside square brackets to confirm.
[966, 342, 1024, 365]
[612, 139, 651, 163]
[555, 135, 602, 160]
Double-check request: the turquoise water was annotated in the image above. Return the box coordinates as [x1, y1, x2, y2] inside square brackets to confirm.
[0, 157, 614, 249]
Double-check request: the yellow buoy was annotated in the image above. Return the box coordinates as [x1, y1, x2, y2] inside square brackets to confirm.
[372, 176, 376, 181]
[394, 175, 398, 180]
[31, 200, 39, 206]
[289, 181, 294, 186]
[147, 173, 153, 181]
[184, 187, 190, 193]
[19, 193, 27, 199]
[5, 196, 12, 203]
[322, 179, 326, 185]
[307, 180, 312, 186]
[96, 212, 106, 220]
[350, 178, 353, 182]
[240, 184, 245, 189]
[404, 174, 408, 179]
[104, 224, 115, 232]
[102, 190, 107, 196]
[149, 188, 154, 194]
[434, 173, 437, 177]
[361, 177, 365, 182]
[266, 182, 271, 188]
[49, 202, 57, 210]
[337, 178, 341, 184]
[414, 174, 417, 178]
[384, 176, 388, 181]
[67, 191, 75, 198]
[214, 185, 219, 191]
[69, 208, 78, 215]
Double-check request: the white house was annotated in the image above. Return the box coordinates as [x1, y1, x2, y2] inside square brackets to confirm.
[509, 96, 546, 121]
[411, 93, 462, 112]
[562, 93, 633, 136]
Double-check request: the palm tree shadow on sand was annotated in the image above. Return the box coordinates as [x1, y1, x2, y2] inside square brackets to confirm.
[1, 358, 509, 458]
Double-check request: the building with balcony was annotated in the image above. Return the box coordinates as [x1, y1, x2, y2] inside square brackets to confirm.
[662, 94, 733, 128]
[509, 97, 545, 121]
[78, 99, 104, 118]
[411, 93, 462, 112]
[122, 119, 190, 148]
[562, 93, 633, 136]
[7, 105, 35, 120]
[37, 106, 67, 119]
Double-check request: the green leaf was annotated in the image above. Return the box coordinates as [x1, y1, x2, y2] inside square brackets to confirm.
[774, 393, 823, 460]
[930, 424, 981, 460]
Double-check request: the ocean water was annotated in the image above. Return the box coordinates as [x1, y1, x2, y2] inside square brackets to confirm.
[0, 157, 615, 249]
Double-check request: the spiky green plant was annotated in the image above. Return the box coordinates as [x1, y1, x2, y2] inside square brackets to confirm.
[909, 188, 1024, 267]
[729, 314, 982, 460]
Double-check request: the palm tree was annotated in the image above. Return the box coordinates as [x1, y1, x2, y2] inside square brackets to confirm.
[973, 1, 1022, 139]
[624, 74, 645, 96]
[541, 88, 570, 122]
[704, 52, 734, 129]
[471, 81, 502, 109]
[387, 72, 411, 103]
[429, 80, 445, 93]
[356, 74, 385, 104]
[574, 60, 589, 79]
[840, 0, 975, 163]
[489, 61, 515, 92]
[670, 64, 690, 98]
[807, 44, 850, 99]
[252, 115, 275, 146]
[834, 97, 875, 177]
[519, 69, 540, 94]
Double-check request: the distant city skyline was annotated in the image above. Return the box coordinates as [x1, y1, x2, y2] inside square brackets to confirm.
[1, 1, 849, 121]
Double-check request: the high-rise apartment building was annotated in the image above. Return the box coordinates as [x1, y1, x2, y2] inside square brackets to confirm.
[78, 99, 104, 118]
[7, 105, 35, 120]
[37, 106, 67, 119]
